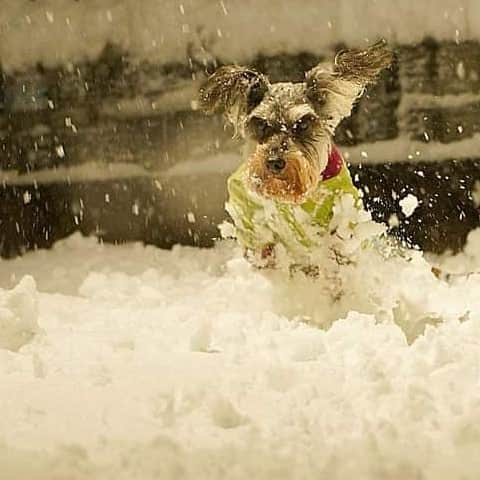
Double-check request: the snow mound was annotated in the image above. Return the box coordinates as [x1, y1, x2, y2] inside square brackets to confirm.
[1, 234, 480, 478]
[0, 276, 40, 351]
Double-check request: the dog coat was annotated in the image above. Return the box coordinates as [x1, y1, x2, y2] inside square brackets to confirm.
[225, 146, 361, 262]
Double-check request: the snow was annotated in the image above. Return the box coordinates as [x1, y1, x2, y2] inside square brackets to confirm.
[162, 151, 241, 178]
[430, 228, 480, 275]
[1, 0, 479, 72]
[399, 193, 419, 217]
[0, 276, 40, 351]
[2, 230, 480, 478]
[342, 133, 480, 164]
[0, 162, 149, 185]
[473, 180, 480, 207]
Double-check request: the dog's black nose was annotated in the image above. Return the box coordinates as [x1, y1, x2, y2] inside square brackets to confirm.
[266, 158, 286, 173]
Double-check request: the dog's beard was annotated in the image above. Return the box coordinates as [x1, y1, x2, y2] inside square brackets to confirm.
[246, 144, 322, 204]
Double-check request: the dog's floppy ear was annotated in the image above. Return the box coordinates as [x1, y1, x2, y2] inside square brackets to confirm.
[305, 40, 393, 133]
[199, 66, 269, 128]
[334, 40, 394, 84]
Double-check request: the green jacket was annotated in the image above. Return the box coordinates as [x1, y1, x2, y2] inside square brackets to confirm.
[225, 160, 360, 260]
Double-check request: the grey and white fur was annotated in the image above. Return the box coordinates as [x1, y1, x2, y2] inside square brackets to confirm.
[199, 41, 393, 203]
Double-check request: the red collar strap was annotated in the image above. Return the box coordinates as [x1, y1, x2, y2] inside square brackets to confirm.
[321, 145, 344, 180]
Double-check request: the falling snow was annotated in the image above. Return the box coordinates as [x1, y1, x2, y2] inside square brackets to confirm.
[400, 193, 420, 217]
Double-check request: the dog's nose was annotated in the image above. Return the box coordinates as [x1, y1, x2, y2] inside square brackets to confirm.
[266, 158, 286, 174]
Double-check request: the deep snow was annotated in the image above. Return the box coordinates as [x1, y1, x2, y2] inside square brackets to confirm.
[2, 228, 480, 479]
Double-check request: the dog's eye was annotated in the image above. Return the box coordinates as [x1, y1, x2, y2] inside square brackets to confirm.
[249, 117, 274, 142]
[292, 115, 315, 136]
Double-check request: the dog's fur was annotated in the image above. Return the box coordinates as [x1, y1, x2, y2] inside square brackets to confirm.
[199, 41, 393, 204]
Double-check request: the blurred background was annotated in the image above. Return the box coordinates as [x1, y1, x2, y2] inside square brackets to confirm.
[1, 0, 479, 257]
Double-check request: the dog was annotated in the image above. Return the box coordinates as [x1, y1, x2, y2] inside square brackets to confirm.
[199, 41, 393, 272]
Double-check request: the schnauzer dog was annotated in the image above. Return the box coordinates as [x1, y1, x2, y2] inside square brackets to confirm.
[199, 41, 393, 270]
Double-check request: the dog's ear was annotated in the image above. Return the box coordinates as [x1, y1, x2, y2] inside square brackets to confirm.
[199, 66, 269, 126]
[334, 40, 394, 84]
[305, 40, 393, 133]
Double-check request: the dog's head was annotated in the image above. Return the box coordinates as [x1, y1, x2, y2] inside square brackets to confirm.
[199, 41, 393, 203]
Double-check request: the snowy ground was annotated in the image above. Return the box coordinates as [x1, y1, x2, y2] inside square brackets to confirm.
[2, 230, 480, 479]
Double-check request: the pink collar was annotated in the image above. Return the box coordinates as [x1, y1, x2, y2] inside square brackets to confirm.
[321, 145, 344, 180]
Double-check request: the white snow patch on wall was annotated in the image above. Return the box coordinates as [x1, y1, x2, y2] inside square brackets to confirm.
[0, 162, 150, 185]
[161, 151, 241, 178]
[343, 134, 480, 164]
[0, 0, 478, 71]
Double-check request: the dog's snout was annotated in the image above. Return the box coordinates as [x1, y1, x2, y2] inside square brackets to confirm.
[266, 158, 286, 174]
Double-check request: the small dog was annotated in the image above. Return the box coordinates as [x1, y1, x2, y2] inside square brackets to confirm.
[199, 41, 393, 270]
